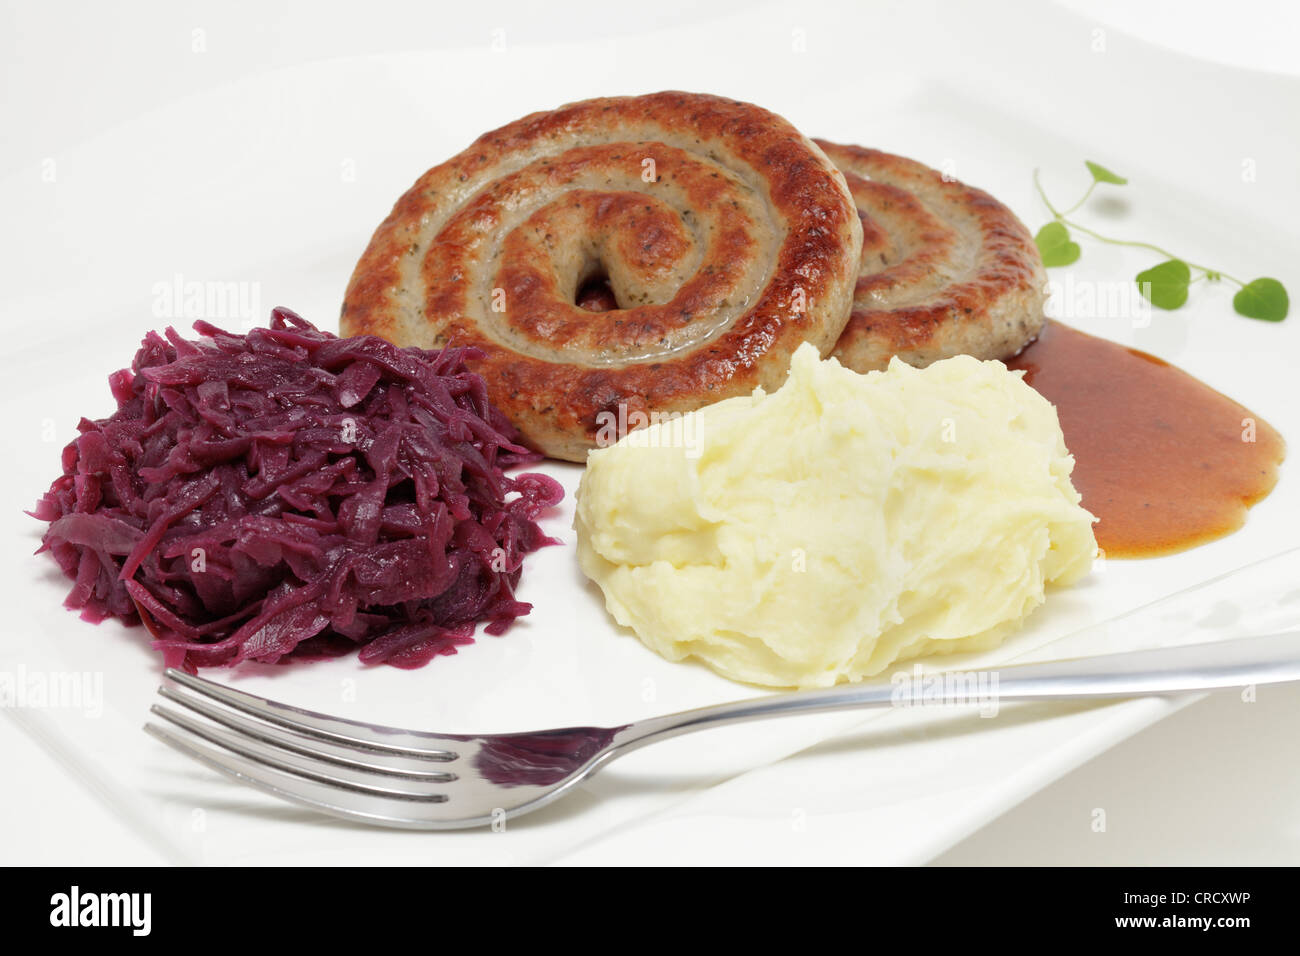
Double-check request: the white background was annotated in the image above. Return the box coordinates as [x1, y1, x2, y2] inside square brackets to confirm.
[3, 0, 1299, 865]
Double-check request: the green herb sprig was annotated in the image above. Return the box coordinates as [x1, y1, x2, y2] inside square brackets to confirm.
[1033, 162, 1289, 322]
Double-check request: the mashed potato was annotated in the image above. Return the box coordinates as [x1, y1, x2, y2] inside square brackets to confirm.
[574, 342, 1097, 688]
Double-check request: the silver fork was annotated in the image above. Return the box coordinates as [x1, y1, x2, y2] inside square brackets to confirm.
[145, 630, 1300, 830]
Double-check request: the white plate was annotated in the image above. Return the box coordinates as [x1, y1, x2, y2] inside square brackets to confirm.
[3, 2, 1298, 864]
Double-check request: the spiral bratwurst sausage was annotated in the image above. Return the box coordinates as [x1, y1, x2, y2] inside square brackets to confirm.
[815, 142, 1048, 372]
[342, 92, 863, 462]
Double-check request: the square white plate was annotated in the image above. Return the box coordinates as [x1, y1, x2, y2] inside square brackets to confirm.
[3, 1, 1297, 864]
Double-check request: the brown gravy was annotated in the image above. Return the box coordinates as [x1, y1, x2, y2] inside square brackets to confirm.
[1007, 320, 1285, 558]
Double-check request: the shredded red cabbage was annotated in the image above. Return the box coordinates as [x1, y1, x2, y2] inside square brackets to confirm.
[30, 308, 564, 671]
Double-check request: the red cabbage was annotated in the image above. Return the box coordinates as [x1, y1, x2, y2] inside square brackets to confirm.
[30, 308, 564, 671]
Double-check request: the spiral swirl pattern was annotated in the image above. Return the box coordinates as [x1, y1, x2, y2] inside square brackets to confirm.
[814, 142, 1047, 373]
[343, 92, 862, 461]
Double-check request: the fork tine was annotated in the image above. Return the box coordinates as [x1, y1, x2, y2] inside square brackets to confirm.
[160, 668, 460, 760]
[149, 703, 452, 800]
[142, 720, 496, 831]
[156, 685, 458, 782]
[149, 670, 627, 830]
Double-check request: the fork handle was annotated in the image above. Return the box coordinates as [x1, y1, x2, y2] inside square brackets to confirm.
[611, 630, 1300, 752]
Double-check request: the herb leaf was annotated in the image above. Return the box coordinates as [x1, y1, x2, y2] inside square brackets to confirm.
[1233, 278, 1290, 322]
[1136, 259, 1191, 310]
[1085, 161, 1127, 185]
[1035, 222, 1081, 267]
[1036, 162, 1285, 322]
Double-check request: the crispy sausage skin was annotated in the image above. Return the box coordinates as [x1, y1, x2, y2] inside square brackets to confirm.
[815, 142, 1047, 373]
[343, 92, 862, 462]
